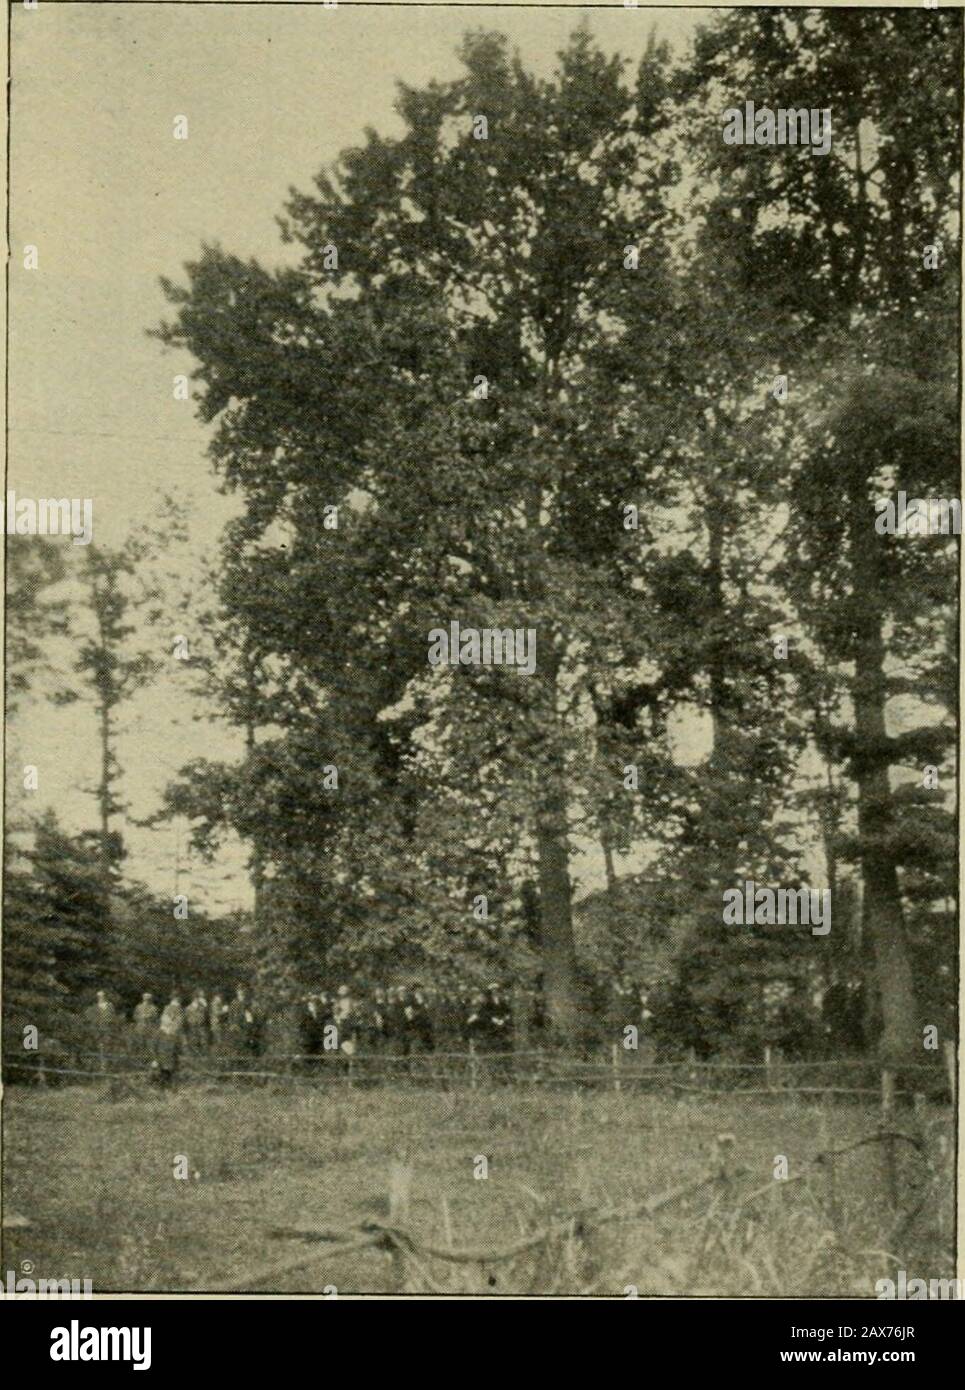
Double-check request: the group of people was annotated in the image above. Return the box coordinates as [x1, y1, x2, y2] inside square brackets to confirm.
[296, 983, 513, 1059]
[84, 986, 262, 1086]
[81, 981, 515, 1085]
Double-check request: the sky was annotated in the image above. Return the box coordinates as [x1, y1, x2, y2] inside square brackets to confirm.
[8, 3, 717, 910]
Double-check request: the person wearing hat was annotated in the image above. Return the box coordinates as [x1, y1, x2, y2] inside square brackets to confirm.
[185, 989, 211, 1056]
[465, 989, 489, 1048]
[369, 986, 389, 1054]
[297, 992, 324, 1072]
[333, 983, 353, 1019]
[385, 986, 406, 1056]
[85, 989, 116, 1030]
[406, 986, 435, 1056]
[486, 984, 512, 1081]
[133, 992, 159, 1034]
[153, 992, 183, 1088]
[84, 989, 117, 1069]
[133, 992, 159, 1063]
[226, 985, 259, 1061]
[209, 992, 227, 1053]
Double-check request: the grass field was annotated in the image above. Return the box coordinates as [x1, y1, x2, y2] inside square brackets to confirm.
[2, 1081, 954, 1296]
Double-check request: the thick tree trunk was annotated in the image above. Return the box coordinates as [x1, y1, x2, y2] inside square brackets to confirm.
[526, 377, 580, 1040]
[852, 605, 918, 1063]
[537, 786, 579, 1041]
[704, 496, 738, 909]
[814, 744, 841, 999]
[536, 650, 580, 1041]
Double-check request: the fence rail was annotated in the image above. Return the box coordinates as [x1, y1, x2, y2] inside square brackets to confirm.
[5, 1048, 953, 1294]
[199, 1126, 935, 1295]
[5, 1047, 954, 1107]
[8, 1047, 953, 1069]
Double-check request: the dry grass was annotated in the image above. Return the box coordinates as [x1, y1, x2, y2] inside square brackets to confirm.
[2, 1081, 953, 1296]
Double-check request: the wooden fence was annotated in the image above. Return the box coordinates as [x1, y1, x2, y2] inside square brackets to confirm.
[203, 1126, 935, 1294]
[6, 1041, 955, 1106]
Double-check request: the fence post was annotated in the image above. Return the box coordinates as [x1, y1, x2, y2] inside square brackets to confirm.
[936, 1133, 950, 1244]
[764, 1044, 773, 1092]
[824, 1149, 840, 1232]
[880, 1069, 898, 1208]
[815, 1102, 839, 1230]
[713, 1133, 736, 1209]
[388, 1158, 412, 1291]
[611, 1042, 621, 1094]
[880, 1067, 895, 1120]
[469, 1040, 478, 1092]
[943, 1039, 956, 1108]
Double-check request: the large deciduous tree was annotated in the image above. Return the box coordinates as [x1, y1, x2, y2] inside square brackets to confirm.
[157, 27, 684, 1036]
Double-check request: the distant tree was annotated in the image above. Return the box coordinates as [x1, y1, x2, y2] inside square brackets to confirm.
[106, 885, 254, 1009]
[4, 536, 69, 717]
[57, 505, 187, 878]
[2, 812, 112, 1062]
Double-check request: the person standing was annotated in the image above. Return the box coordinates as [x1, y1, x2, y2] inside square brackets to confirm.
[385, 986, 405, 1057]
[132, 992, 159, 1062]
[133, 992, 159, 1034]
[370, 987, 389, 1055]
[184, 990, 211, 1057]
[297, 993, 323, 1072]
[84, 990, 117, 1069]
[225, 986, 243, 1044]
[488, 985, 512, 1082]
[334, 985, 357, 1078]
[154, 993, 184, 1088]
[406, 987, 435, 1073]
[435, 989, 460, 1054]
[226, 986, 255, 1062]
[352, 988, 377, 1061]
[85, 989, 116, 1029]
[209, 993, 226, 1052]
[465, 989, 489, 1048]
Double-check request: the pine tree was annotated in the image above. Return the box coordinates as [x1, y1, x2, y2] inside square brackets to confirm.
[679, 6, 961, 1062]
[3, 812, 112, 1062]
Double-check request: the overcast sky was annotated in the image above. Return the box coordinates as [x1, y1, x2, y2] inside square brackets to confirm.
[8, 3, 712, 909]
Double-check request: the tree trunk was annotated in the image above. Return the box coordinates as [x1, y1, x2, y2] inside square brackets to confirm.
[537, 788, 579, 1041]
[98, 699, 112, 877]
[852, 614, 918, 1062]
[704, 492, 737, 901]
[245, 718, 265, 926]
[93, 568, 117, 882]
[536, 650, 580, 1041]
[602, 830, 618, 900]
